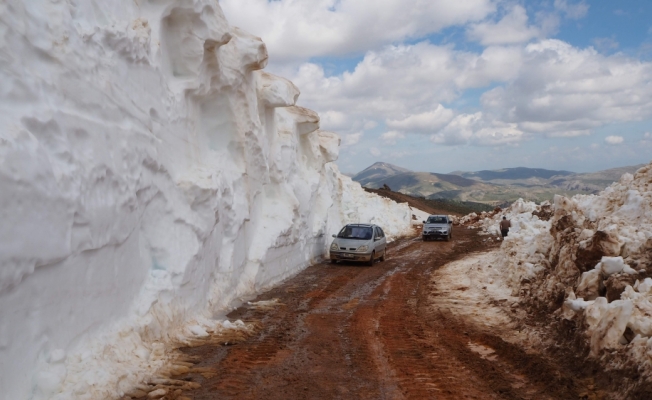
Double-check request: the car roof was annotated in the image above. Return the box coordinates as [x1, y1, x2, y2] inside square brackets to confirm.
[345, 223, 375, 227]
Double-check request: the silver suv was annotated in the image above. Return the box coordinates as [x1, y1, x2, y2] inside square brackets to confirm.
[329, 224, 387, 266]
[422, 215, 453, 241]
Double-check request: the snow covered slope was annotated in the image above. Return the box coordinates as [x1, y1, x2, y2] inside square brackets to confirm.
[0, 2, 411, 398]
[467, 163, 652, 379]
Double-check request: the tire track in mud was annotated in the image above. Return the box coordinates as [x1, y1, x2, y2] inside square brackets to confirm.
[144, 228, 606, 399]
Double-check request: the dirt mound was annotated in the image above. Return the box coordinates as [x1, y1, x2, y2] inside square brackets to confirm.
[364, 187, 492, 216]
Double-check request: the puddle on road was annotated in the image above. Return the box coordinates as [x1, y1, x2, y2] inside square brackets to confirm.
[247, 298, 284, 311]
[467, 341, 498, 361]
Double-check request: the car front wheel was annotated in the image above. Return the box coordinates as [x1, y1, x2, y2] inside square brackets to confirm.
[367, 251, 375, 266]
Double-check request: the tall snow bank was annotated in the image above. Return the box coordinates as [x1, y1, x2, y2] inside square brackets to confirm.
[473, 164, 652, 367]
[0, 2, 411, 398]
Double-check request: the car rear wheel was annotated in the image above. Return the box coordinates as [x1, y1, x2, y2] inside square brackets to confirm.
[367, 251, 375, 266]
[380, 249, 386, 261]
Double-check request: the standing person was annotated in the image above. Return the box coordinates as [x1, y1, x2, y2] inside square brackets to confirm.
[499, 216, 511, 239]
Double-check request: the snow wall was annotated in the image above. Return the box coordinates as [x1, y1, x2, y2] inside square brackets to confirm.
[467, 163, 652, 375]
[0, 2, 412, 398]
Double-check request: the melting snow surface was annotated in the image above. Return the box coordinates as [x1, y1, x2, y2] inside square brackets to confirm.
[0, 2, 412, 398]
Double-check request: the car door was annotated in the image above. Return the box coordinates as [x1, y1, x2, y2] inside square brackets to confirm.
[376, 227, 387, 253]
[372, 227, 380, 255]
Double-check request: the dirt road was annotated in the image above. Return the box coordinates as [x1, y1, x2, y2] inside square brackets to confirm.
[146, 227, 615, 399]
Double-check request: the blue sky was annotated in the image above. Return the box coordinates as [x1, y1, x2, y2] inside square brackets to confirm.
[221, 0, 652, 174]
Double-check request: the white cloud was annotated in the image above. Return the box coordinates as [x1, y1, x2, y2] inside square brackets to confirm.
[386, 105, 454, 133]
[290, 38, 652, 147]
[605, 135, 624, 145]
[290, 42, 521, 128]
[220, 0, 495, 62]
[592, 37, 619, 52]
[554, 0, 589, 20]
[430, 113, 479, 145]
[342, 132, 363, 146]
[387, 150, 413, 159]
[363, 120, 378, 130]
[319, 110, 350, 131]
[293, 36, 652, 144]
[380, 131, 405, 145]
[369, 147, 382, 157]
[467, 5, 540, 46]
[642, 132, 652, 145]
[480, 40, 652, 137]
[431, 113, 523, 146]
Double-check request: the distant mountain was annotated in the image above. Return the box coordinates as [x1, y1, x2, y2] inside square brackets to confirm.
[353, 162, 644, 205]
[352, 162, 412, 186]
[453, 167, 574, 181]
[368, 171, 490, 197]
[352, 163, 495, 199]
[547, 164, 646, 192]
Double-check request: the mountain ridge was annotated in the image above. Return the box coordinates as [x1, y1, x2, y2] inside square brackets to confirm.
[352, 162, 645, 204]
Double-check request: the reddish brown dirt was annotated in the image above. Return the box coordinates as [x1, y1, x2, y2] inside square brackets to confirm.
[362, 188, 462, 216]
[160, 228, 617, 399]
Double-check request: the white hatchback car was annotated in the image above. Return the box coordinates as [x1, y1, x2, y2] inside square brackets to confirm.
[329, 224, 387, 266]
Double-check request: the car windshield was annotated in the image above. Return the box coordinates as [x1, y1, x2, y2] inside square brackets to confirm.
[427, 216, 447, 224]
[337, 226, 373, 240]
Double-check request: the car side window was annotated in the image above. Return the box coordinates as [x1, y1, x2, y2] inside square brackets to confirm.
[374, 227, 379, 238]
[378, 227, 385, 238]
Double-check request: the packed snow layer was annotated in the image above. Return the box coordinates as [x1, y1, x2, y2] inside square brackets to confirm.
[467, 164, 652, 370]
[0, 2, 411, 398]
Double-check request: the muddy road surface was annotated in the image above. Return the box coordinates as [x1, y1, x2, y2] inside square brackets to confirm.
[152, 227, 612, 399]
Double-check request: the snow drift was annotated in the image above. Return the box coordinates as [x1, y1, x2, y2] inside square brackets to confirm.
[466, 163, 652, 377]
[0, 2, 411, 398]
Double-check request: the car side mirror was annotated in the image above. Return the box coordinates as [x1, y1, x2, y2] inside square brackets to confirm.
[449, 221, 452, 224]
[332, 234, 336, 238]
[422, 221, 425, 224]
[374, 237, 380, 241]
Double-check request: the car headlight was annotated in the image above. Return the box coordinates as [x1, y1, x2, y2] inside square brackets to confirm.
[330, 243, 339, 251]
[357, 245, 369, 252]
